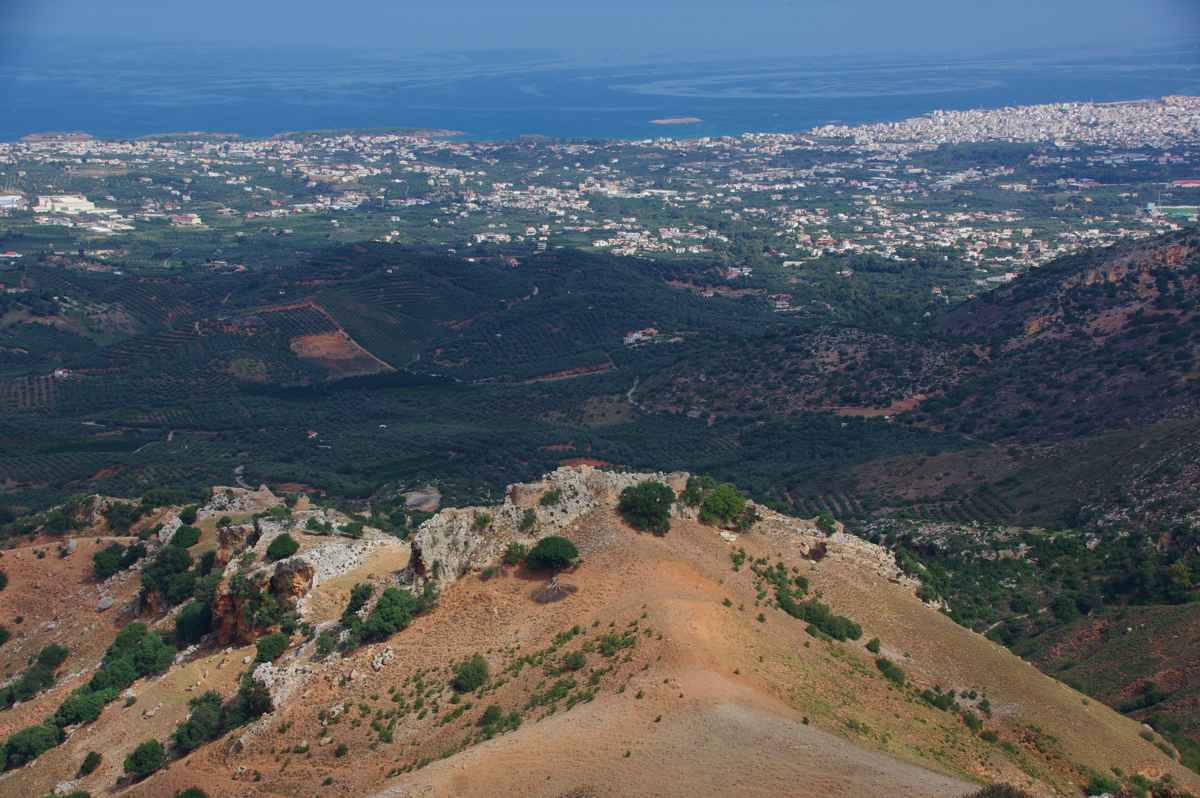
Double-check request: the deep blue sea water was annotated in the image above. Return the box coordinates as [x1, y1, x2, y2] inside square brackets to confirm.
[2, 41, 1199, 141]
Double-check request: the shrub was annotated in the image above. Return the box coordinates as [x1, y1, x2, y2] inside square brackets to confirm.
[341, 583, 374, 625]
[340, 521, 364, 539]
[681, 475, 715, 507]
[539, 489, 563, 507]
[38, 643, 69, 670]
[478, 704, 503, 727]
[360, 585, 435, 644]
[518, 509, 537, 533]
[526, 536, 578, 571]
[502, 542, 528, 566]
[315, 630, 337, 660]
[140, 545, 195, 606]
[93, 542, 146, 581]
[1085, 773, 1121, 796]
[2, 723, 64, 770]
[0, 626, 8, 647]
[93, 544, 125, 581]
[451, 655, 489, 693]
[815, 511, 838, 536]
[334, 742, 348, 757]
[171, 692, 223, 753]
[0, 570, 7, 591]
[266, 534, 299, 562]
[171, 526, 201, 549]
[875, 657, 906, 686]
[617, 481, 675, 535]
[54, 687, 116, 726]
[179, 506, 199, 525]
[123, 739, 165, 780]
[472, 513, 492, 530]
[699, 484, 747, 527]
[174, 600, 213, 645]
[776, 592, 862, 640]
[865, 637, 881, 654]
[175, 790, 209, 798]
[103, 502, 144, 532]
[79, 750, 102, 776]
[563, 650, 586, 671]
[966, 787, 1033, 798]
[255, 632, 290, 663]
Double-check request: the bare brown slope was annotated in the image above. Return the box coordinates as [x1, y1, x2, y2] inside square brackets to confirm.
[125, 500, 1194, 798]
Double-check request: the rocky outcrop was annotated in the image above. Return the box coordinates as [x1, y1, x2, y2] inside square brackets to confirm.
[406, 464, 917, 595]
[217, 523, 255, 565]
[407, 465, 686, 586]
[211, 559, 315, 645]
[202, 484, 281, 517]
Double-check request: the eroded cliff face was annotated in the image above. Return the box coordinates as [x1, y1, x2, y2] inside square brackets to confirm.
[210, 559, 315, 645]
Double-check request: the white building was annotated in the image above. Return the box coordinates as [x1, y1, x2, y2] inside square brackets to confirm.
[34, 194, 96, 214]
[0, 195, 26, 211]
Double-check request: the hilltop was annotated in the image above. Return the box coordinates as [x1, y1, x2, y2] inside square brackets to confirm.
[0, 466, 1194, 798]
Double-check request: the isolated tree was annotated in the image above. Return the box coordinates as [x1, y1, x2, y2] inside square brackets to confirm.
[526, 536, 579, 571]
[699, 483, 747, 526]
[123, 739, 165, 781]
[617, 481, 675, 535]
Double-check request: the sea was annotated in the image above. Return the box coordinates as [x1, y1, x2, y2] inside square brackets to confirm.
[2, 39, 1199, 141]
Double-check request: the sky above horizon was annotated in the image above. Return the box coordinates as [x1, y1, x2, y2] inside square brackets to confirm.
[2, 0, 1198, 58]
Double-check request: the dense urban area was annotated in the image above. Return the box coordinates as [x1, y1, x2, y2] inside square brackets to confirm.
[1, 96, 1198, 299]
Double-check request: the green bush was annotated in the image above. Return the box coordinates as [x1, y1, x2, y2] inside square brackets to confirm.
[171, 692, 223, 754]
[965, 787, 1033, 798]
[478, 704, 503, 727]
[335, 742, 348, 757]
[357, 584, 437, 644]
[776, 591, 862, 640]
[266, 534, 299, 561]
[2, 723, 64, 770]
[174, 601, 213, 645]
[526, 536, 578, 571]
[103, 502, 144, 532]
[54, 687, 116, 726]
[175, 790, 209, 798]
[179, 506, 199, 525]
[79, 750, 102, 776]
[341, 583, 374, 625]
[617, 481, 675, 535]
[502, 542, 528, 566]
[699, 483, 747, 527]
[451, 655, 489, 693]
[539, 489, 563, 507]
[140, 545, 195, 606]
[123, 739, 165, 781]
[815, 511, 838, 536]
[563, 650, 587, 671]
[0, 570, 7, 591]
[93, 541, 145, 581]
[681, 475, 715, 507]
[472, 513, 492, 530]
[255, 632, 290, 663]
[865, 637, 881, 654]
[875, 657, 906, 686]
[171, 526, 201, 549]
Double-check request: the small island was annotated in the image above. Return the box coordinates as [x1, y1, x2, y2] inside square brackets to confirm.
[649, 116, 701, 125]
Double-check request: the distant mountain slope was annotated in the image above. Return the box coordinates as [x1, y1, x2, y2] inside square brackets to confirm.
[926, 227, 1200, 439]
